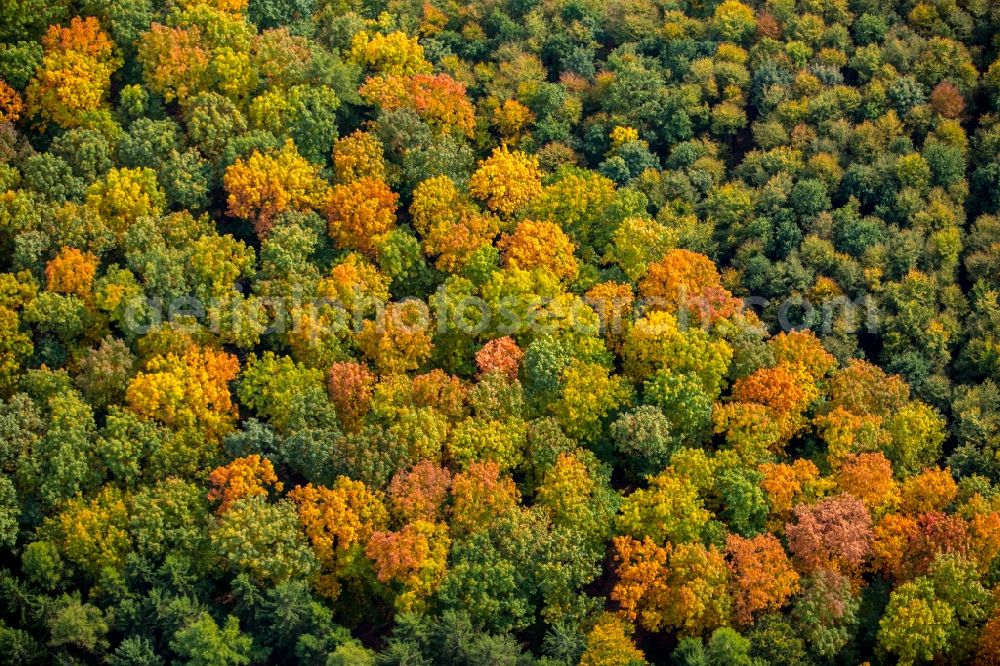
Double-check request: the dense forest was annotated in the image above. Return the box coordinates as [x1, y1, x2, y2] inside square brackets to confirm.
[1, 0, 1000, 663]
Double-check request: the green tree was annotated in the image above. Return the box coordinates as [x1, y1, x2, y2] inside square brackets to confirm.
[170, 614, 252, 666]
[877, 577, 955, 665]
[210, 497, 317, 587]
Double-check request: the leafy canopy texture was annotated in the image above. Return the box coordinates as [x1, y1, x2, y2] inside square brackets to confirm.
[3, 0, 1000, 664]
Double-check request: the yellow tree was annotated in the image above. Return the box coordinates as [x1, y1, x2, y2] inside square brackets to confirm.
[617, 470, 711, 544]
[579, 613, 648, 666]
[317, 253, 392, 321]
[43, 486, 131, 584]
[0, 306, 32, 395]
[813, 406, 891, 468]
[498, 219, 580, 282]
[26, 17, 121, 128]
[288, 478, 388, 599]
[85, 167, 166, 240]
[356, 301, 433, 374]
[551, 360, 632, 442]
[349, 30, 431, 78]
[713, 402, 784, 463]
[468, 145, 543, 217]
[332, 131, 387, 184]
[410, 175, 499, 271]
[126, 345, 240, 444]
[622, 311, 732, 396]
[224, 140, 326, 238]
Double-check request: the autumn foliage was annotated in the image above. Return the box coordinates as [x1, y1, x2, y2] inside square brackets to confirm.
[3, 1, 1000, 663]
[639, 249, 743, 322]
[360, 73, 475, 138]
[323, 177, 398, 257]
[208, 454, 282, 513]
[468, 145, 543, 216]
[498, 219, 579, 282]
[224, 140, 325, 237]
[27, 17, 120, 128]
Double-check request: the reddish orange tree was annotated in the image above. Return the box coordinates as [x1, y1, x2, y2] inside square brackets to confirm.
[327, 362, 377, 432]
[387, 461, 452, 523]
[475, 337, 523, 380]
[365, 519, 450, 612]
[0, 80, 24, 124]
[726, 533, 799, 624]
[785, 494, 873, 574]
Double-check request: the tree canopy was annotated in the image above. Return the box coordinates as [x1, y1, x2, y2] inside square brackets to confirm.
[1, 0, 1000, 663]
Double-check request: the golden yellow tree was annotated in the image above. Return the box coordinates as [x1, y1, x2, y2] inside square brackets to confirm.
[126, 345, 240, 444]
[224, 140, 326, 238]
[26, 17, 121, 128]
[468, 145, 543, 217]
[45, 247, 98, 298]
[324, 178, 399, 257]
[498, 219, 580, 282]
[288, 478, 388, 599]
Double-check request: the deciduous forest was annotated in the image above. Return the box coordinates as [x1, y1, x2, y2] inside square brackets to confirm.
[1, 0, 1000, 663]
